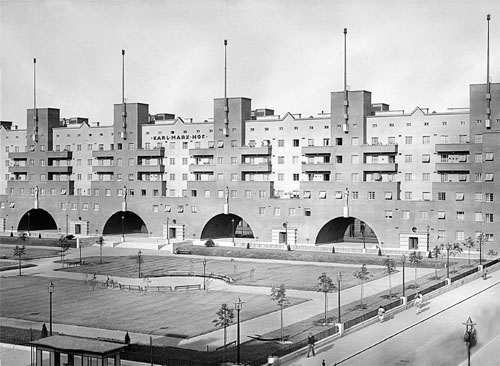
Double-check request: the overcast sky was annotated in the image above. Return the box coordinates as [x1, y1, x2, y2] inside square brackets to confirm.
[1, 0, 498, 128]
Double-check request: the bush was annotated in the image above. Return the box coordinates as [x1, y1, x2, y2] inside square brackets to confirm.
[41, 323, 48, 338]
[204, 239, 215, 247]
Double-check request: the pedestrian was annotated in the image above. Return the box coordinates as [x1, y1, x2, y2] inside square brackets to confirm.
[377, 306, 386, 322]
[307, 332, 316, 357]
[482, 267, 488, 280]
[415, 292, 423, 314]
[322, 360, 326, 366]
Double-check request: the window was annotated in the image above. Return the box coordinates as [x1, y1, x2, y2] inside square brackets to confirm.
[292, 156, 299, 164]
[437, 230, 446, 240]
[475, 192, 483, 201]
[438, 192, 446, 201]
[485, 193, 494, 202]
[388, 136, 395, 145]
[384, 192, 392, 200]
[274, 207, 281, 216]
[475, 173, 482, 182]
[422, 173, 430, 181]
[459, 135, 467, 143]
[485, 213, 494, 223]
[176, 205, 184, 213]
[405, 155, 413, 163]
[402, 210, 410, 219]
[371, 137, 379, 145]
[293, 173, 299, 181]
[456, 192, 464, 201]
[245, 190, 251, 199]
[351, 173, 359, 182]
[170, 158, 176, 165]
[128, 158, 134, 166]
[93, 203, 100, 211]
[484, 173, 494, 182]
[258, 207, 266, 215]
[474, 134, 482, 143]
[319, 191, 327, 199]
[419, 211, 429, 220]
[475, 212, 483, 222]
[385, 210, 393, 219]
[475, 153, 482, 163]
[440, 135, 449, 144]
[405, 136, 412, 144]
[404, 192, 413, 200]
[303, 191, 311, 199]
[438, 211, 446, 219]
[335, 191, 343, 199]
[456, 231, 465, 241]
[335, 173, 342, 181]
[278, 156, 285, 164]
[352, 191, 359, 200]
[259, 190, 267, 198]
[323, 138, 330, 146]
[422, 136, 430, 144]
[368, 192, 375, 200]
[217, 173, 223, 181]
[422, 154, 430, 163]
[351, 137, 359, 146]
[278, 173, 284, 181]
[191, 206, 197, 213]
[405, 173, 413, 181]
[456, 211, 465, 220]
[217, 141, 224, 148]
[293, 139, 299, 147]
[304, 208, 311, 216]
[153, 205, 159, 213]
[336, 155, 343, 164]
[278, 139, 284, 147]
[307, 139, 314, 146]
[422, 192, 430, 201]
[485, 152, 494, 161]
[336, 138, 343, 146]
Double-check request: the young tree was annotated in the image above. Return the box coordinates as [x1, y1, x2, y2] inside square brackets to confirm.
[431, 245, 443, 279]
[315, 273, 336, 325]
[476, 233, 486, 265]
[96, 236, 104, 264]
[443, 242, 463, 274]
[212, 303, 234, 363]
[382, 256, 396, 298]
[463, 237, 475, 266]
[58, 235, 71, 267]
[353, 264, 371, 308]
[271, 284, 291, 342]
[13, 244, 26, 276]
[408, 251, 423, 288]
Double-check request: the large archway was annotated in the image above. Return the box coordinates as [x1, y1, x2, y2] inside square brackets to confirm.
[18, 209, 57, 232]
[102, 211, 148, 236]
[315, 217, 378, 245]
[201, 214, 254, 239]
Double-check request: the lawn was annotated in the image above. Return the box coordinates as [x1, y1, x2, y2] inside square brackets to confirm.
[0, 276, 306, 338]
[61, 255, 387, 291]
[0, 244, 60, 260]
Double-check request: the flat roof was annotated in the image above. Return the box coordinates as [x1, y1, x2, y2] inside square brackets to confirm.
[31, 335, 127, 356]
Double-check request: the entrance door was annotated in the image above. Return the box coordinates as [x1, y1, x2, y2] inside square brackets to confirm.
[409, 237, 418, 250]
[279, 231, 286, 244]
[75, 224, 81, 235]
[169, 227, 176, 239]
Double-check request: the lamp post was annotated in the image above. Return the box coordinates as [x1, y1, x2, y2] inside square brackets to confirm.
[137, 250, 142, 278]
[202, 258, 207, 290]
[47, 281, 54, 336]
[463, 317, 476, 366]
[149, 326, 169, 366]
[166, 217, 170, 245]
[446, 244, 450, 278]
[66, 213, 69, 235]
[234, 298, 243, 365]
[231, 218, 235, 245]
[401, 254, 406, 297]
[337, 271, 343, 323]
[426, 225, 434, 258]
[27, 212, 31, 235]
[121, 215, 125, 242]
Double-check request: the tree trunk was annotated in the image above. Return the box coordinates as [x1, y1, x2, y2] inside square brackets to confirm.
[223, 325, 227, 363]
[280, 305, 284, 342]
[388, 274, 392, 298]
[324, 292, 328, 324]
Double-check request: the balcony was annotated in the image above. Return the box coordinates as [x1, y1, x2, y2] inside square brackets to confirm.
[435, 162, 471, 172]
[189, 163, 216, 173]
[435, 143, 470, 153]
[48, 150, 72, 159]
[136, 164, 165, 174]
[47, 166, 73, 174]
[8, 165, 28, 174]
[8, 152, 28, 160]
[138, 147, 165, 158]
[302, 146, 332, 155]
[93, 150, 115, 159]
[363, 163, 398, 172]
[240, 162, 272, 173]
[301, 163, 332, 173]
[239, 145, 272, 156]
[189, 147, 215, 156]
[361, 144, 398, 154]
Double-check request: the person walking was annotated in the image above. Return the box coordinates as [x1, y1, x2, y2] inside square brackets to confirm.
[307, 333, 316, 357]
[378, 306, 386, 322]
[415, 293, 423, 314]
[482, 267, 488, 280]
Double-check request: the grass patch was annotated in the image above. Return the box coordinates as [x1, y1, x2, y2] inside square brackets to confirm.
[0, 244, 61, 260]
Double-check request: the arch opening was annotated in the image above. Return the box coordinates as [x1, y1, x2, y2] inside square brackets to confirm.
[18, 209, 58, 232]
[102, 211, 149, 236]
[200, 214, 254, 240]
[316, 217, 378, 245]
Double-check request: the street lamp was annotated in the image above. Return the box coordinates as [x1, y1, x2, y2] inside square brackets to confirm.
[166, 217, 170, 245]
[149, 326, 169, 366]
[27, 212, 31, 235]
[202, 258, 207, 290]
[121, 215, 125, 242]
[234, 298, 244, 365]
[231, 218, 235, 245]
[337, 271, 343, 323]
[426, 225, 433, 258]
[47, 281, 54, 336]
[463, 317, 476, 366]
[401, 254, 406, 297]
[66, 213, 69, 235]
[137, 250, 142, 278]
[445, 244, 450, 278]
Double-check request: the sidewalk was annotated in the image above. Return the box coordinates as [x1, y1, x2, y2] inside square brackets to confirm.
[279, 264, 500, 365]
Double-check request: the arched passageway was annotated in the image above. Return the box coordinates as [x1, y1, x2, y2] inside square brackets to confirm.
[316, 216, 378, 245]
[201, 214, 254, 239]
[102, 211, 148, 236]
[18, 209, 57, 232]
